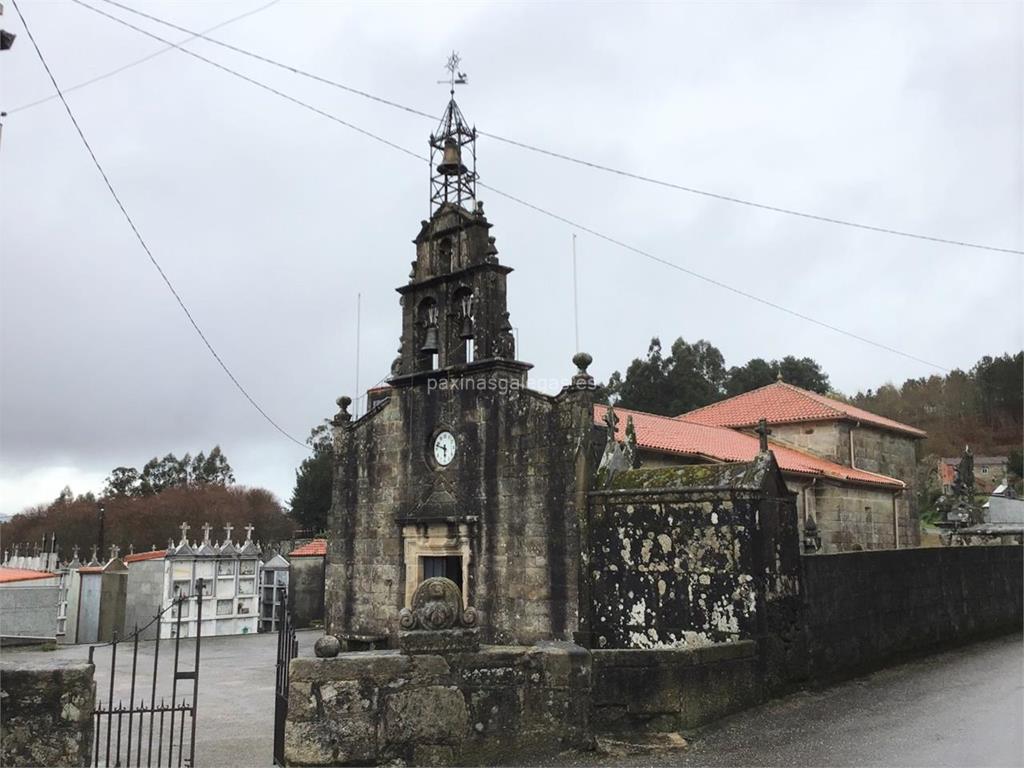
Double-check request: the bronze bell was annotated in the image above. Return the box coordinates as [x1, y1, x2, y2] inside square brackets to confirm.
[459, 315, 474, 340]
[437, 138, 467, 177]
[421, 325, 439, 354]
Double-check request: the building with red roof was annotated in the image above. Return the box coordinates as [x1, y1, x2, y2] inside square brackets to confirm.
[598, 379, 928, 552]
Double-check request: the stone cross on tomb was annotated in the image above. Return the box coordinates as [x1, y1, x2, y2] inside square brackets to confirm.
[244, 524, 255, 541]
[603, 406, 619, 436]
[179, 521, 190, 543]
[109, 544, 120, 560]
[756, 418, 772, 452]
[223, 523, 234, 542]
[201, 523, 213, 543]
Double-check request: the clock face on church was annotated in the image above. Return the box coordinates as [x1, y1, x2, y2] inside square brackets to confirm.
[433, 431, 457, 467]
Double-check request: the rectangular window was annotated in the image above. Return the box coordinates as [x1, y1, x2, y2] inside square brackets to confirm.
[421, 555, 462, 584]
[216, 599, 233, 616]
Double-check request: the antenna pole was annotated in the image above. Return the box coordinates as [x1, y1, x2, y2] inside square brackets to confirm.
[572, 234, 580, 353]
[355, 292, 361, 418]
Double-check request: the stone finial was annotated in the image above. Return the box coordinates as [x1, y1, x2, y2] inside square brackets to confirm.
[179, 521, 190, 544]
[756, 418, 772, 452]
[332, 395, 353, 426]
[109, 544, 120, 561]
[398, 577, 479, 654]
[624, 415, 640, 469]
[223, 522, 234, 543]
[571, 352, 595, 389]
[603, 405, 619, 437]
[244, 524, 255, 541]
[776, 371, 784, 382]
[201, 523, 212, 543]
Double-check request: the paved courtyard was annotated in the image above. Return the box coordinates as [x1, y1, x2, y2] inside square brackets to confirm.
[5, 631, 1021, 767]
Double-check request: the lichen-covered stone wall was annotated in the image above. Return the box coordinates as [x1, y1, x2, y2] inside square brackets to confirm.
[586, 493, 757, 650]
[326, 382, 592, 646]
[0, 659, 95, 767]
[582, 457, 804, 670]
[284, 643, 591, 766]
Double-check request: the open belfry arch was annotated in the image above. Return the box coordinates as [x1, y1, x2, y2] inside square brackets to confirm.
[325, 58, 597, 647]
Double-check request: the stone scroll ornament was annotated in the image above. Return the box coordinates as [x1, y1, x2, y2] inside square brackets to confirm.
[399, 577, 478, 631]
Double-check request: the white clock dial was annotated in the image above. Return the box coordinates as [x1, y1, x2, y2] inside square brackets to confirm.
[433, 431, 457, 466]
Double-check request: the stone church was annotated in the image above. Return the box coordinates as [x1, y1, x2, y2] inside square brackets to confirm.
[325, 94, 595, 646]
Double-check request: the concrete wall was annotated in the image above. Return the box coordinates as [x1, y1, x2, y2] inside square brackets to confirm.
[124, 560, 165, 640]
[802, 545, 1023, 679]
[0, 581, 59, 642]
[98, 571, 128, 642]
[0, 659, 95, 767]
[289, 556, 325, 628]
[284, 642, 592, 766]
[327, 382, 593, 646]
[591, 641, 759, 733]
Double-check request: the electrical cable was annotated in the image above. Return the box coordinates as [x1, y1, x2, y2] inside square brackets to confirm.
[86, 0, 1023, 257]
[11, 0, 309, 450]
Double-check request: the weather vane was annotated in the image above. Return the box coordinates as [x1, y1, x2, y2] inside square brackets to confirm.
[438, 51, 468, 96]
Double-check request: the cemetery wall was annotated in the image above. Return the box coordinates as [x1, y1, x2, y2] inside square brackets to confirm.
[124, 560, 164, 640]
[284, 642, 591, 766]
[0, 659, 95, 767]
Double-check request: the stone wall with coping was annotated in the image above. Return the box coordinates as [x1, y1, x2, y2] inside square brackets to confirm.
[591, 640, 760, 733]
[803, 545, 1023, 680]
[0, 582, 59, 641]
[0, 659, 95, 767]
[284, 642, 592, 766]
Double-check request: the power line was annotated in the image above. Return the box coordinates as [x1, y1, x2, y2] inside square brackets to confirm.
[9, 0, 281, 114]
[10, 0, 309, 450]
[56, 0, 951, 372]
[86, 0, 1023, 257]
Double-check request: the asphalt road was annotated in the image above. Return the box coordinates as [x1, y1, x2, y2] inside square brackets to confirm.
[582, 633, 1024, 768]
[6, 631, 1021, 766]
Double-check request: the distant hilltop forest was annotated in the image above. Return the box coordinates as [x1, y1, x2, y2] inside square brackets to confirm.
[1, 447, 295, 560]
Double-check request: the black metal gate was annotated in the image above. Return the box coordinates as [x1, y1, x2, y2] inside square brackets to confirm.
[273, 593, 297, 766]
[89, 579, 206, 767]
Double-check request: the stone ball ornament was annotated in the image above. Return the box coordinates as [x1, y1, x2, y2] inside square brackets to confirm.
[398, 577, 478, 632]
[313, 634, 342, 658]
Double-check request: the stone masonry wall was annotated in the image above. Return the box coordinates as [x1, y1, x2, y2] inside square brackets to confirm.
[811, 483, 907, 552]
[327, 383, 592, 646]
[0, 659, 95, 767]
[803, 545, 1022, 679]
[591, 641, 760, 734]
[284, 643, 591, 766]
[585, 492, 757, 650]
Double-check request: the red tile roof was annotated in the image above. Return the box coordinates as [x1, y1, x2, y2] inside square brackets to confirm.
[289, 539, 327, 557]
[678, 381, 926, 438]
[0, 567, 58, 584]
[595, 404, 904, 490]
[125, 549, 167, 563]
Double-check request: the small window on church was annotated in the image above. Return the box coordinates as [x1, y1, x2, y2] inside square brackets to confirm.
[421, 555, 462, 585]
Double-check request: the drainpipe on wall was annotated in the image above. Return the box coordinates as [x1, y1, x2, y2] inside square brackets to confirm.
[892, 490, 901, 549]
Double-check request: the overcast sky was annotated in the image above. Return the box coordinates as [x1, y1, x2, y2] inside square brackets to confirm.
[1, 1, 1021, 517]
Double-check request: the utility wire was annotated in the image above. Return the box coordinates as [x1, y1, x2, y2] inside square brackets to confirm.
[57, 0, 952, 373]
[11, 0, 309, 450]
[9, 0, 281, 114]
[88, 0, 1023, 257]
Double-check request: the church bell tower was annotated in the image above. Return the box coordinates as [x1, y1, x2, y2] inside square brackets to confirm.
[389, 56, 530, 386]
